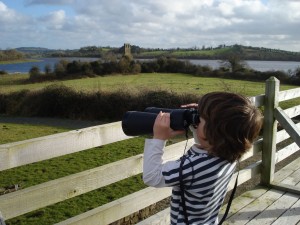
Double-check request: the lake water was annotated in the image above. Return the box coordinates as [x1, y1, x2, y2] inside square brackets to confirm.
[0, 57, 99, 74]
[0, 57, 299, 74]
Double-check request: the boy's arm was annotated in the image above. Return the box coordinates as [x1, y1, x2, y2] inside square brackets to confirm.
[143, 138, 167, 187]
[143, 112, 184, 187]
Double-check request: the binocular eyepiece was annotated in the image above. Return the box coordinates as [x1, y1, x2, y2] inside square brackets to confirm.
[121, 107, 200, 136]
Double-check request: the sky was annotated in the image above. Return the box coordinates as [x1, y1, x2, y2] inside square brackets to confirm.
[0, 0, 300, 51]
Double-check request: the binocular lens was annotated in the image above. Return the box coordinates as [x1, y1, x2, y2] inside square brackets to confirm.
[122, 111, 157, 136]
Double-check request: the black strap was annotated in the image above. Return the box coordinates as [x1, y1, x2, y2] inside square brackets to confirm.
[179, 156, 189, 225]
[179, 156, 239, 225]
[218, 173, 239, 225]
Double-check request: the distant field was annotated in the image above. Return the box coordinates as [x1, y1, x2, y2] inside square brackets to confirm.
[169, 47, 231, 57]
[138, 47, 231, 58]
[0, 73, 297, 97]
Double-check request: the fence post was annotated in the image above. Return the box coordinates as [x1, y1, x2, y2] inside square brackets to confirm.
[261, 77, 279, 186]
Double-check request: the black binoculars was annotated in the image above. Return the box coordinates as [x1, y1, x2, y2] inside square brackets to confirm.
[121, 107, 200, 136]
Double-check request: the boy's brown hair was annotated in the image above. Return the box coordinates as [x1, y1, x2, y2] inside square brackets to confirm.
[198, 92, 263, 162]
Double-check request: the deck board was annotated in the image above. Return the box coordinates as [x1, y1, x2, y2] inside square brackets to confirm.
[272, 198, 300, 225]
[246, 192, 299, 225]
[222, 156, 300, 225]
[223, 189, 284, 225]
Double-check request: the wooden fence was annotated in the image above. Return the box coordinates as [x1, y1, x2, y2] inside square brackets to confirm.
[0, 76, 300, 224]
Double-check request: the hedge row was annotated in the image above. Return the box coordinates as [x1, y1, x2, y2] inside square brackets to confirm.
[0, 84, 198, 121]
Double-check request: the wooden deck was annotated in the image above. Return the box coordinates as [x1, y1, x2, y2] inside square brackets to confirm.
[221, 156, 300, 225]
[138, 156, 300, 225]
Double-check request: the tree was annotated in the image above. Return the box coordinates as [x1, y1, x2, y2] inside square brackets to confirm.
[90, 61, 103, 75]
[54, 60, 68, 78]
[221, 54, 247, 72]
[0, 49, 24, 61]
[131, 62, 141, 74]
[81, 63, 93, 76]
[29, 66, 41, 80]
[44, 64, 52, 75]
[66, 61, 82, 74]
[118, 56, 131, 74]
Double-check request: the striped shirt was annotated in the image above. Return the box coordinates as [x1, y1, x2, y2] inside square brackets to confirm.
[143, 139, 236, 225]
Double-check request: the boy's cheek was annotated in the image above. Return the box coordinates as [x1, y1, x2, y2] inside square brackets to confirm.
[190, 126, 201, 144]
[193, 132, 201, 144]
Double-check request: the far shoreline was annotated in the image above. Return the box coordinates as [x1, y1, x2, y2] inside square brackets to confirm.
[0, 58, 41, 65]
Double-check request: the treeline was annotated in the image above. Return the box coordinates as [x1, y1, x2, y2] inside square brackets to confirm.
[0, 49, 24, 61]
[14, 44, 300, 61]
[27, 56, 300, 85]
[229, 45, 300, 61]
[49, 45, 142, 58]
[16, 45, 141, 58]
[138, 45, 300, 61]
[50, 46, 106, 58]
[28, 56, 142, 81]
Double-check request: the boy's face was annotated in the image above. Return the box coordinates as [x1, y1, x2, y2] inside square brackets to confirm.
[195, 117, 212, 150]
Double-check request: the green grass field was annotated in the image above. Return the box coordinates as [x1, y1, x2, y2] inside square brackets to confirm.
[1, 73, 299, 224]
[1, 73, 298, 111]
[0, 122, 69, 144]
[0, 121, 148, 224]
[0, 73, 297, 96]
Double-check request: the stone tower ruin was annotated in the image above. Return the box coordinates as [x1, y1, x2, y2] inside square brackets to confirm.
[123, 43, 131, 57]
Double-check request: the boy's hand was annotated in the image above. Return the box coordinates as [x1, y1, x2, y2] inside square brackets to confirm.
[153, 112, 184, 140]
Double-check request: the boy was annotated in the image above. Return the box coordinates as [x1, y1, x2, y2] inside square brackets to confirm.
[143, 92, 263, 225]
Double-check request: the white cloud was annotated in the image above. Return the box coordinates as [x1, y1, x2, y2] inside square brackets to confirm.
[40, 10, 66, 29]
[0, 1, 7, 10]
[0, 0, 300, 51]
[0, 1, 25, 23]
[0, 1, 31, 34]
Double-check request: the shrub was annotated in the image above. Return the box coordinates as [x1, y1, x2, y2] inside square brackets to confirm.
[131, 63, 142, 74]
[0, 93, 7, 113]
[0, 70, 7, 75]
[54, 60, 68, 78]
[90, 61, 103, 75]
[2, 89, 30, 115]
[66, 61, 82, 75]
[81, 62, 94, 76]
[44, 64, 52, 75]
[29, 66, 41, 80]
